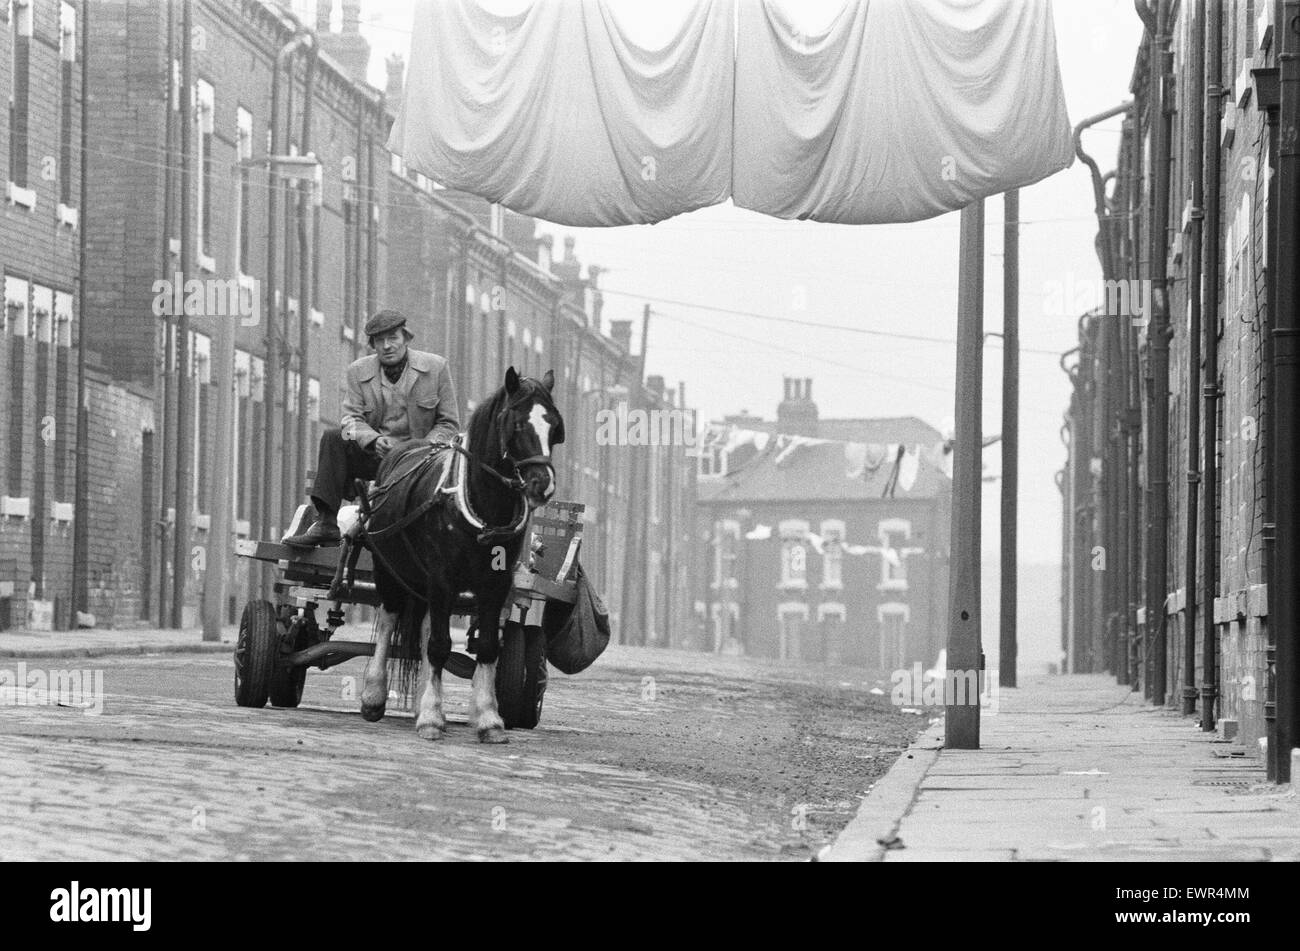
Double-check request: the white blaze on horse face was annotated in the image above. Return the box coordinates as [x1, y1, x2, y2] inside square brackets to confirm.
[527, 403, 551, 457]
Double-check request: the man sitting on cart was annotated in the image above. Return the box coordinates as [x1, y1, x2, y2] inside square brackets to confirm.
[284, 308, 461, 548]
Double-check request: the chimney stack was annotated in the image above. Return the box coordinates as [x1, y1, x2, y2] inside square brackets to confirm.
[609, 319, 633, 354]
[777, 375, 819, 437]
[385, 53, 404, 104]
[318, 0, 372, 85]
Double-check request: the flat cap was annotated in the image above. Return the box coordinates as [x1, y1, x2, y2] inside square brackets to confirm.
[364, 309, 411, 338]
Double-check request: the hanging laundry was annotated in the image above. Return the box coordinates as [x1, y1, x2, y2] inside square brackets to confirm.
[389, 0, 736, 226]
[732, 0, 1073, 223]
[773, 434, 830, 468]
[897, 445, 921, 493]
[862, 442, 890, 475]
[844, 441, 867, 478]
[390, 0, 1073, 227]
[745, 523, 773, 540]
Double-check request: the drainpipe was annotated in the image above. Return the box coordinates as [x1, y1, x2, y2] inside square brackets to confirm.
[1272, 0, 1300, 782]
[1122, 98, 1145, 691]
[1200, 0, 1223, 732]
[261, 17, 313, 598]
[1181, 0, 1206, 717]
[170, 0, 193, 629]
[1075, 100, 1133, 676]
[1143, 0, 1174, 706]
[295, 42, 318, 522]
[152, 0, 175, 627]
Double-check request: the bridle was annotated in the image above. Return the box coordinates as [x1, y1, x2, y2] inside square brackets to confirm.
[487, 389, 562, 491]
[332, 387, 563, 603]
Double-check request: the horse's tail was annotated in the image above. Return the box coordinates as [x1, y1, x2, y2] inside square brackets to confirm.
[386, 596, 428, 704]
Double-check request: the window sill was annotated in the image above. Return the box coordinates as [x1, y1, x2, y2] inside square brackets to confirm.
[197, 253, 216, 274]
[6, 182, 36, 209]
[0, 496, 32, 519]
[57, 203, 78, 229]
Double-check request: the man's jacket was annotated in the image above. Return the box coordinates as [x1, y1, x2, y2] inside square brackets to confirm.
[340, 348, 461, 447]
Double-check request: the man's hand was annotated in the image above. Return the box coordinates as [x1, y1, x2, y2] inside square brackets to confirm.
[374, 435, 397, 458]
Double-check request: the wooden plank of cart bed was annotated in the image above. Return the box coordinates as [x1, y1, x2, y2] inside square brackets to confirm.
[234, 538, 374, 574]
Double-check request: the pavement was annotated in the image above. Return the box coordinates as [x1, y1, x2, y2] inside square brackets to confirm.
[825, 673, 1300, 862]
[0, 625, 237, 658]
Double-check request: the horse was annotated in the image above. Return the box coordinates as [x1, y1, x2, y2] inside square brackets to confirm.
[357, 367, 564, 743]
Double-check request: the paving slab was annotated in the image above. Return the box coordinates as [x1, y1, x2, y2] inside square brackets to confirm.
[825, 673, 1300, 862]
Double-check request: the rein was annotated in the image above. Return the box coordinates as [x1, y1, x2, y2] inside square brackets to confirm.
[336, 386, 557, 602]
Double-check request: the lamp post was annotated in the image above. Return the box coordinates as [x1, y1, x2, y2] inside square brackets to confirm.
[202, 154, 320, 642]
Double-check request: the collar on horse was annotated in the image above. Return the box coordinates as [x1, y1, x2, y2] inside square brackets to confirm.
[360, 434, 531, 547]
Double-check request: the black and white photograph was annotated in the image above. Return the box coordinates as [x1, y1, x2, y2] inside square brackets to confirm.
[0, 0, 1295, 902]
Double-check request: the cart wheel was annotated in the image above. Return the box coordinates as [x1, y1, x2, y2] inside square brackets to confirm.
[496, 621, 547, 729]
[235, 600, 278, 708]
[268, 615, 309, 708]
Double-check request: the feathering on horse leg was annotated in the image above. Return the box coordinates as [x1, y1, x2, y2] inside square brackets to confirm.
[415, 606, 447, 740]
[361, 604, 398, 722]
[470, 607, 507, 744]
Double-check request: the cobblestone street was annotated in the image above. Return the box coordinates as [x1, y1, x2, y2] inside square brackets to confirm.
[0, 644, 923, 861]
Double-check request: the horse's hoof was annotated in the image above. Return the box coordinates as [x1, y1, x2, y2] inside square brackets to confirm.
[477, 726, 509, 744]
[416, 722, 446, 741]
[360, 702, 386, 722]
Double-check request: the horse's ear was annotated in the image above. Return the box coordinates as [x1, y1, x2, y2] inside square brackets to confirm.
[541, 369, 555, 392]
[505, 366, 520, 394]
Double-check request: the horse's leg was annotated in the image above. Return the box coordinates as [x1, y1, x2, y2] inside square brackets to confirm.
[360, 604, 397, 721]
[469, 603, 507, 744]
[415, 601, 449, 740]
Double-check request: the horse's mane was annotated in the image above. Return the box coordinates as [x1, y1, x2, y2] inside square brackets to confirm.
[466, 384, 509, 457]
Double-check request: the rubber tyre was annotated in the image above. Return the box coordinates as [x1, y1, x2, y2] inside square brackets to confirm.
[268, 616, 308, 708]
[496, 621, 547, 729]
[235, 600, 278, 708]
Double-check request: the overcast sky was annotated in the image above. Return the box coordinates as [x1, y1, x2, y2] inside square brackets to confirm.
[349, 0, 1144, 567]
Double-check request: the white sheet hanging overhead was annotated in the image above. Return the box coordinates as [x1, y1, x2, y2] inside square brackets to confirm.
[388, 0, 735, 227]
[732, 0, 1074, 223]
[388, 0, 1073, 227]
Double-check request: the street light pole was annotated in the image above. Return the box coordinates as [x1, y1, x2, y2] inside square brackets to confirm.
[946, 200, 985, 749]
[1001, 189, 1019, 688]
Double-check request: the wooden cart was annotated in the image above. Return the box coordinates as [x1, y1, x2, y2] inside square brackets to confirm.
[231, 499, 585, 729]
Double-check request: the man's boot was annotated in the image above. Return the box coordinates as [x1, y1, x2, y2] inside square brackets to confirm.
[283, 505, 342, 548]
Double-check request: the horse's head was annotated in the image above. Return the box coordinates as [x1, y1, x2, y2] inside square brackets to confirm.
[497, 367, 565, 510]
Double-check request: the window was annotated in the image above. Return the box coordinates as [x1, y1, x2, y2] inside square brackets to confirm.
[192, 332, 211, 383]
[877, 518, 912, 591]
[236, 107, 252, 274]
[195, 80, 215, 265]
[878, 602, 910, 670]
[31, 284, 51, 344]
[54, 291, 73, 347]
[712, 518, 740, 591]
[779, 519, 809, 590]
[777, 602, 809, 661]
[820, 519, 845, 590]
[4, 275, 29, 336]
[58, 3, 76, 208]
[9, 0, 32, 190]
[234, 351, 251, 397]
[1225, 193, 1251, 320]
